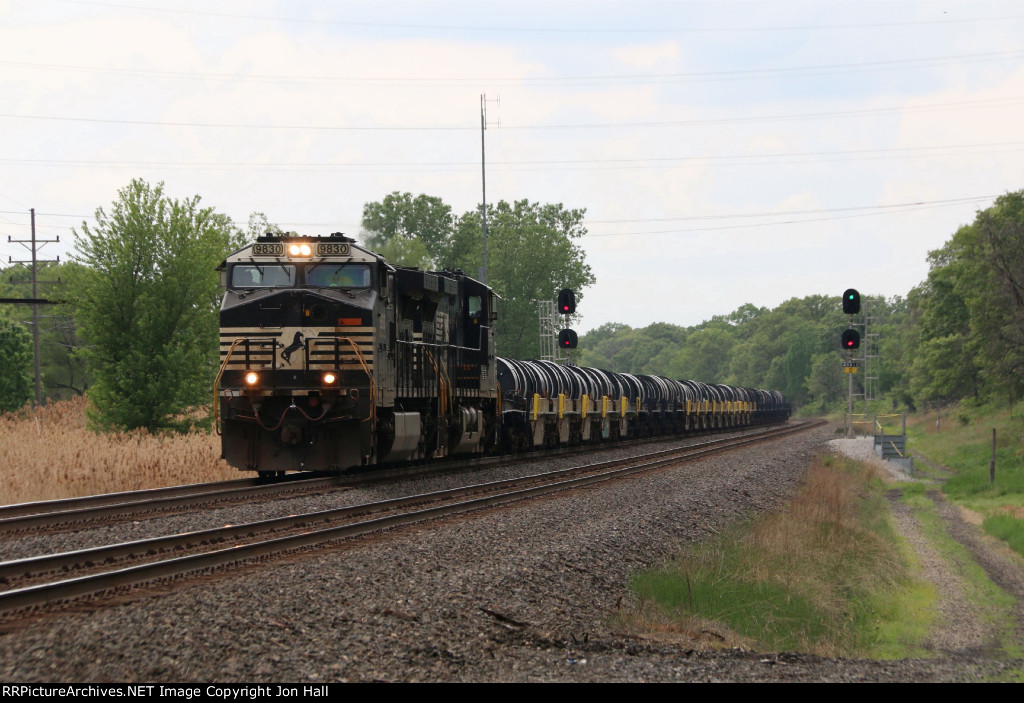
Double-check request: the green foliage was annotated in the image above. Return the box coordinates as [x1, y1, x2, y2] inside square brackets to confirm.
[939, 443, 1024, 499]
[0, 316, 32, 412]
[0, 260, 91, 400]
[368, 235, 433, 271]
[904, 191, 1024, 406]
[983, 515, 1024, 558]
[576, 293, 888, 406]
[70, 179, 238, 432]
[360, 192, 454, 268]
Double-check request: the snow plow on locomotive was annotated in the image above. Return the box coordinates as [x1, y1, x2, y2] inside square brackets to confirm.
[214, 233, 790, 475]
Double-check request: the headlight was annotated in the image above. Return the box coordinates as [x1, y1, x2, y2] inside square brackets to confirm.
[287, 242, 312, 257]
[322, 372, 337, 385]
[245, 371, 259, 385]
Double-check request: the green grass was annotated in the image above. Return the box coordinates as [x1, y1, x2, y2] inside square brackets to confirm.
[983, 515, 1024, 559]
[633, 568, 830, 652]
[627, 455, 934, 656]
[906, 403, 1024, 558]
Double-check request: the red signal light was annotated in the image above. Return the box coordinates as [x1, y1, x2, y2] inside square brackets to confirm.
[557, 289, 576, 315]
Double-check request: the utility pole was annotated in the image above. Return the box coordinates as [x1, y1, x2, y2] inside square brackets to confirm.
[479, 94, 499, 284]
[8, 208, 60, 406]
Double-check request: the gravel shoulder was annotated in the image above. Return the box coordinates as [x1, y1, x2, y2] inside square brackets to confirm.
[0, 425, 1021, 682]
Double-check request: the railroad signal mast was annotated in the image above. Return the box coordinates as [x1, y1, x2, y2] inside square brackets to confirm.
[841, 288, 861, 437]
[557, 289, 578, 363]
[537, 289, 578, 362]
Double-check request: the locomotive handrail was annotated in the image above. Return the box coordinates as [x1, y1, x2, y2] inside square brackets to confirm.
[213, 336, 280, 435]
[396, 337, 487, 354]
[424, 349, 454, 422]
[424, 349, 446, 418]
[213, 338, 248, 436]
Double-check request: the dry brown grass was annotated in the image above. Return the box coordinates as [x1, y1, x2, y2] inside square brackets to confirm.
[0, 397, 239, 505]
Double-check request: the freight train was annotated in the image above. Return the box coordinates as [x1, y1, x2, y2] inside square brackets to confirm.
[215, 233, 790, 476]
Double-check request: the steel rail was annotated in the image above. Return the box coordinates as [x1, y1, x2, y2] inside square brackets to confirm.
[0, 422, 792, 535]
[0, 419, 821, 615]
[0, 473, 342, 535]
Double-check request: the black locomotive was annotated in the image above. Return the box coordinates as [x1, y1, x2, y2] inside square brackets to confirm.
[215, 233, 789, 475]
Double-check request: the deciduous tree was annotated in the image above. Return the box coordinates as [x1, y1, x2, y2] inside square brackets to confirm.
[360, 192, 453, 267]
[70, 179, 238, 431]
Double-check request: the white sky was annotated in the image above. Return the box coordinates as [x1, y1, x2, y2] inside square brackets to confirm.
[1, 0, 1022, 332]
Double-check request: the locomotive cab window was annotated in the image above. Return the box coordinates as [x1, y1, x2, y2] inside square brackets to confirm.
[464, 293, 486, 351]
[230, 264, 296, 289]
[305, 264, 371, 289]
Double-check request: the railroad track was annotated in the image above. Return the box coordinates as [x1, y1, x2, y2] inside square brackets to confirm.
[0, 471, 343, 535]
[0, 422, 797, 536]
[0, 419, 822, 620]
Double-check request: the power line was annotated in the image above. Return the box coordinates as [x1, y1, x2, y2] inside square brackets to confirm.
[585, 196, 997, 225]
[4, 48, 1022, 86]
[586, 197, 994, 237]
[57, 0, 1024, 34]
[1, 140, 1021, 174]
[1, 196, 996, 237]
[2, 95, 1021, 132]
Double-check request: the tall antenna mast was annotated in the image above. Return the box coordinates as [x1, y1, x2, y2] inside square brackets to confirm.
[480, 94, 499, 284]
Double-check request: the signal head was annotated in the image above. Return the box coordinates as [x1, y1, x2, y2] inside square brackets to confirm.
[841, 329, 860, 350]
[842, 289, 861, 315]
[558, 329, 578, 349]
[557, 289, 576, 315]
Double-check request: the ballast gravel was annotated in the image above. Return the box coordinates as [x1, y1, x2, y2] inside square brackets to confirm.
[0, 423, 1021, 682]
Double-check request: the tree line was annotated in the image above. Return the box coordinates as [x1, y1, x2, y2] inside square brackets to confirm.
[2, 181, 1021, 428]
[576, 191, 1024, 414]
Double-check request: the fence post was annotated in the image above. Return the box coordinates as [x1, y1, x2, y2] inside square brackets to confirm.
[990, 428, 996, 485]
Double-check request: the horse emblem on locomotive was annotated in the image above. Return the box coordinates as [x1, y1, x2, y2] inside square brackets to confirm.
[215, 233, 790, 476]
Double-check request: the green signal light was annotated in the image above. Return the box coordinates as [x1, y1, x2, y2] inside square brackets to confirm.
[842, 288, 861, 314]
